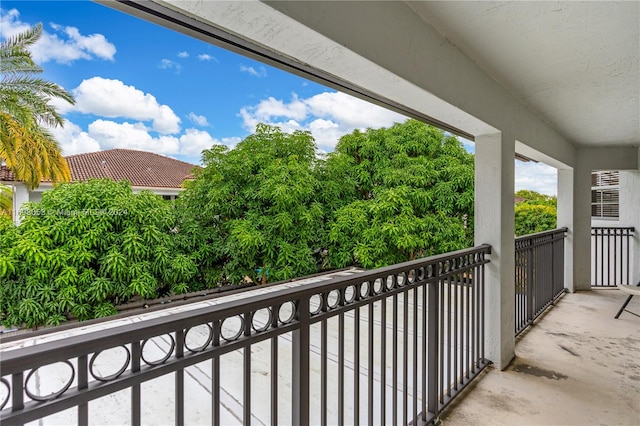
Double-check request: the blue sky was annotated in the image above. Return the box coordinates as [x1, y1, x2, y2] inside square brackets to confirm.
[1, 1, 558, 195]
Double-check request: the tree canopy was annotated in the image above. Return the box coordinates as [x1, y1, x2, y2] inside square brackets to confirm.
[324, 119, 475, 268]
[179, 124, 325, 284]
[514, 190, 557, 236]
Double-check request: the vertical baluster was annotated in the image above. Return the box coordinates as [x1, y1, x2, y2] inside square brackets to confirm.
[243, 313, 251, 426]
[453, 274, 458, 392]
[271, 333, 279, 426]
[292, 297, 310, 426]
[402, 289, 408, 426]
[212, 321, 220, 426]
[131, 342, 141, 426]
[368, 302, 374, 426]
[421, 282, 427, 422]
[439, 276, 444, 404]
[381, 290, 387, 425]
[78, 355, 88, 426]
[392, 293, 398, 425]
[354, 305, 360, 426]
[338, 311, 345, 426]
[321, 317, 327, 426]
[427, 273, 439, 418]
[480, 262, 486, 361]
[175, 329, 184, 426]
[412, 285, 418, 424]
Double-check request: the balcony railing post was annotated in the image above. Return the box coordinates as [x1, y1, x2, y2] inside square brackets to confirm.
[526, 245, 534, 326]
[427, 272, 439, 418]
[292, 297, 310, 426]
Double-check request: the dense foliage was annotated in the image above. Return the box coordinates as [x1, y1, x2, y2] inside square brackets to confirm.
[0, 180, 198, 327]
[1, 120, 479, 328]
[325, 120, 475, 268]
[179, 124, 324, 284]
[514, 190, 557, 236]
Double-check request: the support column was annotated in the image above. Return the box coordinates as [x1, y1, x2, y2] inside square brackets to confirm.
[572, 155, 592, 291]
[474, 132, 515, 370]
[557, 169, 575, 292]
[619, 170, 640, 284]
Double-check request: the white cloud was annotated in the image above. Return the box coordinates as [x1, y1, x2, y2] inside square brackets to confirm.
[240, 65, 267, 78]
[177, 129, 241, 156]
[198, 53, 217, 62]
[187, 113, 209, 127]
[88, 119, 180, 154]
[49, 121, 101, 156]
[159, 58, 181, 73]
[51, 117, 238, 163]
[515, 161, 558, 196]
[65, 77, 181, 134]
[0, 9, 116, 64]
[177, 51, 189, 58]
[239, 91, 406, 151]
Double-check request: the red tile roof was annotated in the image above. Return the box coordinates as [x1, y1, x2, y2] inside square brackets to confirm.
[0, 149, 199, 188]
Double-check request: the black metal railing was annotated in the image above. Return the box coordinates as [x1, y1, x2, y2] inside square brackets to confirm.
[514, 228, 567, 336]
[591, 227, 635, 287]
[1, 245, 491, 426]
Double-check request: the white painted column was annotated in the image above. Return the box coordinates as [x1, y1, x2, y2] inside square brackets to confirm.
[572, 156, 593, 291]
[474, 132, 515, 370]
[557, 169, 575, 292]
[12, 183, 29, 226]
[619, 170, 640, 284]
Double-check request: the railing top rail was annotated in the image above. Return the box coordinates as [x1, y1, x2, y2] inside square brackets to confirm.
[515, 227, 568, 243]
[1, 244, 491, 374]
[591, 226, 635, 232]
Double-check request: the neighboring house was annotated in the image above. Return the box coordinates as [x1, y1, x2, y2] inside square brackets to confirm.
[0, 149, 198, 224]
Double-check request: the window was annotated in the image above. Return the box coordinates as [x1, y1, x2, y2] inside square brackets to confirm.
[591, 171, 619, 218]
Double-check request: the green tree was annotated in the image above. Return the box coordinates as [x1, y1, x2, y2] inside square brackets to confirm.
[324, 119, 475, 269]
[0, 179, 198, 328]
[179, 124, 324, 284]
[0, 23, 74, 189]
[514, 190, 557, 236]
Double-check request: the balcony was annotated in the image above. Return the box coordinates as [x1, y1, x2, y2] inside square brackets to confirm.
[442, 289, 639, 426]
[2, 229, 637, 425]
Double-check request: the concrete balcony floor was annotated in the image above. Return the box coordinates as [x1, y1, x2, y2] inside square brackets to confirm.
[440, 289, 640, 426]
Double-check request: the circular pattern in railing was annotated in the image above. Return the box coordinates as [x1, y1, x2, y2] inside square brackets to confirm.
[89, 346, 131, 381]
[309, 294, 323, 315]
[220, 315, 245, 342]
[185, 324, 213, 353]
[0, 377, 10, 410]
[24, 360, 75, 402]
[278, 301, 297, 324]
[408, 269, 416, 283]
[251, 308, 273, 333]
[344, 285, 356, 303]
[360, 281, 370, 298]
[373, 277, 384, 294]
[386, 275, 395, 290]
[327, 289, 340, 309]
[141, 334, 176, 366]
[397, 272, 407, 286]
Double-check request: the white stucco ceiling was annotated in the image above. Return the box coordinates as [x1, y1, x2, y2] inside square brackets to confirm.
[406, 1, 640, 147]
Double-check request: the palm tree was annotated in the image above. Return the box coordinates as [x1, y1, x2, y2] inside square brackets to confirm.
[0, 23, 75, 190]
[0, 183, 12, 217]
